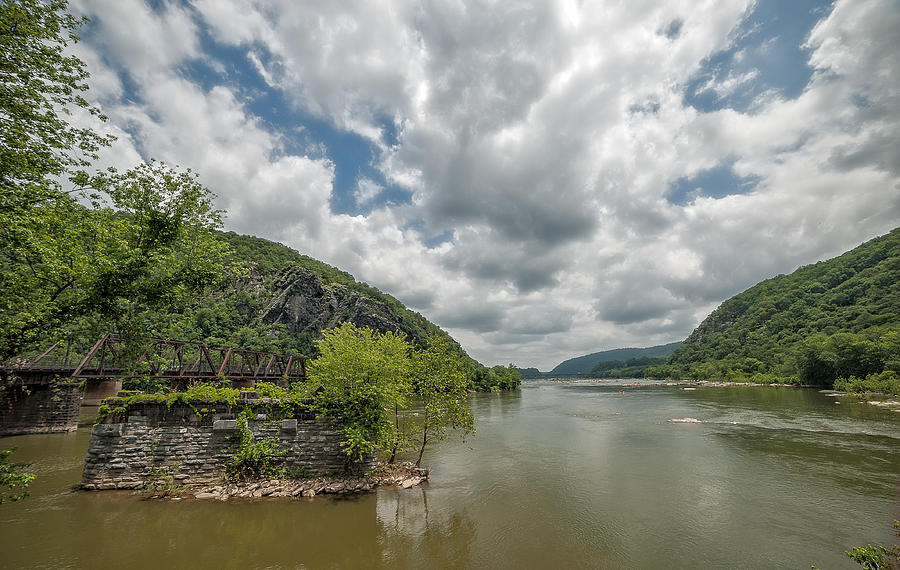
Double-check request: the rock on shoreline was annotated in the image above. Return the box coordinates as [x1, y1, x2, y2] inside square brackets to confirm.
[177, 462, 428, 501]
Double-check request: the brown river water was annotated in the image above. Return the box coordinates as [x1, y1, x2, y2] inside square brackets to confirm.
[1, 382, 898, 569]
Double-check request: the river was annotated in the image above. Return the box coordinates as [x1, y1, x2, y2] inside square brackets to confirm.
[1, 381, 897, 569]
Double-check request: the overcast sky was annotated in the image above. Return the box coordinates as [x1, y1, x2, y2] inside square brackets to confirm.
[69, 0, 899, 370]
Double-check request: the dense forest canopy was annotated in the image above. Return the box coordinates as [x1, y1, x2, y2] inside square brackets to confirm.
[648, 228, 899, 393]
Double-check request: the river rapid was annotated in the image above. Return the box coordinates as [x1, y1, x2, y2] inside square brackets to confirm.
[1, 381, 897, 569]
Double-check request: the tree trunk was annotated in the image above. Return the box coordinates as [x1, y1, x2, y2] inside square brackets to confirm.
[388, 404, 399, 463]
[416, 425, 428, 467]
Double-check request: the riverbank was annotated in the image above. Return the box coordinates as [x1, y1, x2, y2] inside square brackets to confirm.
[679, 381, 900, 411]
[140, 462, 429, 501]
[529, 378, 900, 411]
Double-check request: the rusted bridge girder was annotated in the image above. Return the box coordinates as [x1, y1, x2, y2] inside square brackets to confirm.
[4, 333, 308, 384]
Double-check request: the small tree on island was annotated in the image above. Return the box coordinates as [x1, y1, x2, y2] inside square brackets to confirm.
[413, 336, 474, 467]
[305, 322, 475, 471]
[306, 323, 416, 468]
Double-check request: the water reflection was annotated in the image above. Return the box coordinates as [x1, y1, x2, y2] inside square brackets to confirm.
[377, 487, 475, 568]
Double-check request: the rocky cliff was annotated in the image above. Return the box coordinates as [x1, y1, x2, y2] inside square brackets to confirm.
[258, 267, 421, 344]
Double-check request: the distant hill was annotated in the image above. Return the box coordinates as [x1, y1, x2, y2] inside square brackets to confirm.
[549, 342, 683, 375]
[650, 227, 899, 386]
[516, 367, 545, 379]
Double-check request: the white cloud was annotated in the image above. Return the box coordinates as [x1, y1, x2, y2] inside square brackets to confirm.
[70, 0, 900, 369]
[697, 68, 760, 99]
[354, 178, 384, 208]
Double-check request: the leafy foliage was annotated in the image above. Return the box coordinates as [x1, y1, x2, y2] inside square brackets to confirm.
[96, 383, 242, 423]
[648, 228, 900, 387]
[413, 336, 475, 466]
[834, 370, 900, 397]
[224, 410, 286, 482]
[306, 323, 416, 464]
[0, 447, 35, 503]
[1, 0, 110, 359]
[843, 520, 900, 569]
[471, 365, 522, 391]
[0, 0, 111, 204]
[0, 1, 234, 362]
[793, 329, 899, 388]
[304, 323, 475, 469]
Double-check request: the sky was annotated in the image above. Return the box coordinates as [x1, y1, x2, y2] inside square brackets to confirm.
[67, 0, 900, 370]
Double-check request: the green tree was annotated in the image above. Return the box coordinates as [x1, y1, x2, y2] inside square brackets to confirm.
[85, 161, 233, 337]
[306, 323, 416, 468]
[1, 161, 234, 361]
[413, 336, 475, 467]
[0, 447, 35, 503]
[492, 364, 522, 390]
[0, 0, 111, 213]
[0, 0, 112, 359]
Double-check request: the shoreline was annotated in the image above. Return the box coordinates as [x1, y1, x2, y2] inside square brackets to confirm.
[140, 462, 429, 501]
[525, 378, 900, 411]
[681, 381, 900, 410]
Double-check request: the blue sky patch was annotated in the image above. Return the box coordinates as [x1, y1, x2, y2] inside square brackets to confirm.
[423, 229, 455, 249]
[91, 9, 411, 218]
[668, 160, 761, 205]
[684, 0, 834, 113]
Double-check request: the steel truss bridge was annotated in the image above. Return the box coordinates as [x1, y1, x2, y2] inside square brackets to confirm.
[3, 333, 308, 384]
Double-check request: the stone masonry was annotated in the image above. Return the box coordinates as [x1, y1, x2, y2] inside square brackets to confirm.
[81, 397, 374, 490]
[0, 372, 81, 436]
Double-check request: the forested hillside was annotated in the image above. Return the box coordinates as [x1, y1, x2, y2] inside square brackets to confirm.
[649, 228, 899, 391]
[188, 231, 463, 358]
[587, 356, 670, 378]
[550, 342, 682, 375]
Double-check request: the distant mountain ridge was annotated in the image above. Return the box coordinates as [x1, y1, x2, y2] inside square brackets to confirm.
[516, 367, 544, 379]
[549, 342, 683, 375]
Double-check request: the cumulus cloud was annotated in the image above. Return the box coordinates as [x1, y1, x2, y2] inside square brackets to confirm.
[68, 0, 900, 369]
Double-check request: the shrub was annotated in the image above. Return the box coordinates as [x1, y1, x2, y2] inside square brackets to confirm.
[834, 370, 900, 396]
[224, 411, 286, 481]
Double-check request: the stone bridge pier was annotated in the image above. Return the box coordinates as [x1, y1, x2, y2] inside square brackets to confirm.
[0, 371, 82, 436]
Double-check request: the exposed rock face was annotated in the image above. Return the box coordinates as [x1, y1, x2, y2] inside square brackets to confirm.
[0, 373, 81, 435]
[256, 268, 421, 344]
